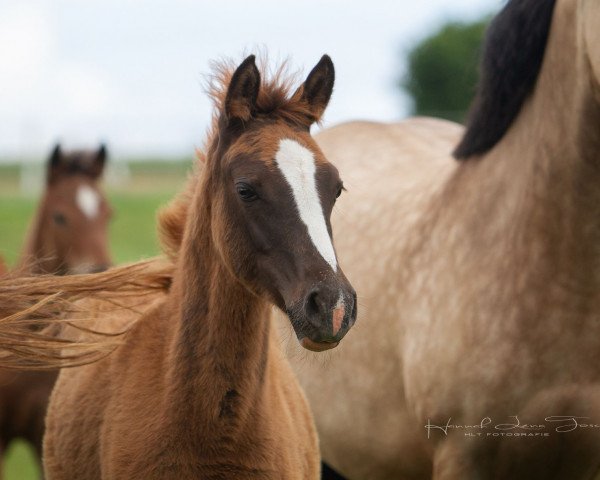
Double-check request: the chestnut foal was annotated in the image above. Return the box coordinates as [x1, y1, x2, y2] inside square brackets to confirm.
[0, 145, 111, 478]
[43, 55, 356, 479]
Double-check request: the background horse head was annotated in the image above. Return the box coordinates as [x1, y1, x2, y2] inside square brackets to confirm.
[20, 144, 112, 274]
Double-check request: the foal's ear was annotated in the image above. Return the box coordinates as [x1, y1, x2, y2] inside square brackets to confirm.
[294, 55, 335, 126]
[90, 144, 107, 179]
[224, 55, 260, 124]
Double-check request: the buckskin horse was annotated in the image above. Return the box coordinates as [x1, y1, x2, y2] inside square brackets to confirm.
[278, 0, 600, 478]
[39, 55, 356, 479]
[0, 144, 112, 478]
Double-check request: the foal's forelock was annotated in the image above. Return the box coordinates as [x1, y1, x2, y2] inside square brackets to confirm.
[274, 138, 338, 272]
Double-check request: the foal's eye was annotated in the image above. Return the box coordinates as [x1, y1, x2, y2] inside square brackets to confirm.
[236, 183, 258, 202]
[53, 212, 67, 226]
[335, 184, 345, 199]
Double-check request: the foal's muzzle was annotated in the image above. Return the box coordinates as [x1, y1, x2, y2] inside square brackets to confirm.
[288, 282, 357, 352]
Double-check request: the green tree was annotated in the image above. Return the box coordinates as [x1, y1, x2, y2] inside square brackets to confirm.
[401, 18, 490, 123]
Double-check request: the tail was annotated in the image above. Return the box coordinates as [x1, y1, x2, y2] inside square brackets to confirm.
[0, 258, 173, 369]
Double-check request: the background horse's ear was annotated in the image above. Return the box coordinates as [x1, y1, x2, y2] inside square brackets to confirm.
[90, 144, 108, 179]
[49, 144, 62, 167]
[47, 144, 63, 184]
[224, 55, 260, 124]
[294, 55, 335, 126]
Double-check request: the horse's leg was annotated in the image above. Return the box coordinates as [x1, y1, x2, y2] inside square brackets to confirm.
[321, 462, 348, 480]
[432, 439, 482, 480]
[32, 439, 44, 479]
[0, 441, 4, 480]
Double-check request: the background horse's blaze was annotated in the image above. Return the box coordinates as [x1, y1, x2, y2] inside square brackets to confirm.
[39, 55, 356, 479]
[279, 0, 600, 478]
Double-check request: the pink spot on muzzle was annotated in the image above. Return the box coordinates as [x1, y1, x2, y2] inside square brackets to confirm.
[332, 303, 345, 336]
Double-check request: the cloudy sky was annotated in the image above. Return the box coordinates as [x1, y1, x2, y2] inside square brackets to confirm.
[0, 0, 500, 161]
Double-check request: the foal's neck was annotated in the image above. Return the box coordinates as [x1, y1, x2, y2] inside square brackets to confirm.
[165, 185, 271, 428]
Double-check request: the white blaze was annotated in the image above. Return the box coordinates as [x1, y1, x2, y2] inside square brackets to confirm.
[275, 139, 337, 271]
[76, 185, 100, 219]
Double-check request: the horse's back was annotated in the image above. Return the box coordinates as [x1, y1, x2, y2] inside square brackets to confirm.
[315, 118, 462, 172]
[316, 118, 462, 276]
[316, 119, 461, 263]
[278, 118, 462, 478]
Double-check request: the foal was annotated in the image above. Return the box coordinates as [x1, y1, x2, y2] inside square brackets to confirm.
[43, 55, 356, 479]
[0, 145, 111, 478]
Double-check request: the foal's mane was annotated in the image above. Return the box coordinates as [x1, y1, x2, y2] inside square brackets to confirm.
[159, 57, 313, 260]
[207, 57, 316, 129]
[453, 0, 557, 160]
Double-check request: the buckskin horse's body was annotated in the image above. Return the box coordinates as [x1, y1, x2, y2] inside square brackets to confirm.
[279, 0, 600, 478]
[43, 55, 356, 479]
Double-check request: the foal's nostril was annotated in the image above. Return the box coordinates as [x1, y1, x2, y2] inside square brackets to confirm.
[293, 284, 355, 348]
[306, 290, 321, 317]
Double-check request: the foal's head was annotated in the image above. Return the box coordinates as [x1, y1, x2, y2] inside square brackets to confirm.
[32, 144, 112, 274]
[204, 55, 356, 351]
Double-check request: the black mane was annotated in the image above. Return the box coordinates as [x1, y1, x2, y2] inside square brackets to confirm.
[453, 0, 557, 160]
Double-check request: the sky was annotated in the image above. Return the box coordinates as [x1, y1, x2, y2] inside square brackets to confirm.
[0, 0, 500, 161]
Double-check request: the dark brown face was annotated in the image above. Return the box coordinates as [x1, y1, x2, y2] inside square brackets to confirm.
[39, 145, 112, 274]
[209, 55, 356, 351]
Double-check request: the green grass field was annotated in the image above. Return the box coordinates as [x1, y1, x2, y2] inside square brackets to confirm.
[0, 160, 192, 479]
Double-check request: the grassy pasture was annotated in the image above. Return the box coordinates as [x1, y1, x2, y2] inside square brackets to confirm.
[0, 159, 192, 479]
